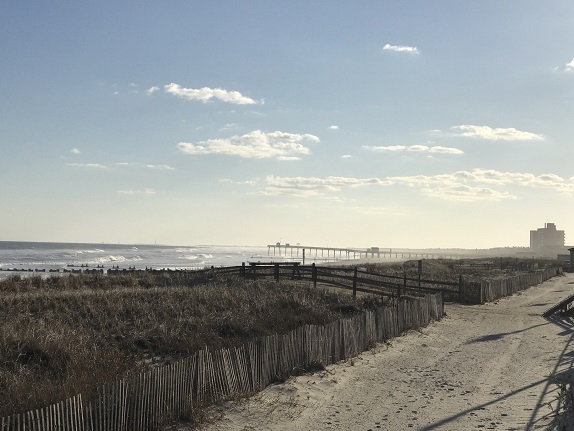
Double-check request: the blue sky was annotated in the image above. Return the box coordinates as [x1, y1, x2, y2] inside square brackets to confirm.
[1, 1, 573, 248]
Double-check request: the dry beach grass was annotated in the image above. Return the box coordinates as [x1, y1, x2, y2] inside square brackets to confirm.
[0, 273, 388, 417]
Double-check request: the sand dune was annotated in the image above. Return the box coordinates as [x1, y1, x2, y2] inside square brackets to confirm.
[197, 273, 574, 430]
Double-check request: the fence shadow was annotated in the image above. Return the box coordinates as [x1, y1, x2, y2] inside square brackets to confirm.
[464, 322, 551, 344]
[411, 301, 574, 430]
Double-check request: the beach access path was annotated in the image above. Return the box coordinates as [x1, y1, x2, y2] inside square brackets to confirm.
[196, 272, 574, 431]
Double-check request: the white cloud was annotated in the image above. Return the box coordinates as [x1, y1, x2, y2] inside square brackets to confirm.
[116, 162, 175, 170]
[341, 155, 352, 159]
[329, 125, 339, 130]
[66, 163, 107, 169]
[565, 58, 574, 71]
[364, 145, 407, 152]
[452, 125, 544, 141]
[383, 43, 420, 54]
[408, 145, 429, 152]
[164, 83, 259, 105]
[144, 164, 175, 170]
[117, 189, 156, 196]
[259, 175, 392, 197]
[420, 185, 515, 202]
[363, 145, 463, 154]
[429, 146, 464, 155]
[146, 86, 160, 95]
[177, 130, 319, 160]
[248, 169, 574, 201]
[70, 148, 80, 155]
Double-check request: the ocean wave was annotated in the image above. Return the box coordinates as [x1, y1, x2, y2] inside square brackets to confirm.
[178, 254, 213, 261]
[83, 255, 143, 264]
[175, 248, 197, 253]
[71, 249, 106, 255]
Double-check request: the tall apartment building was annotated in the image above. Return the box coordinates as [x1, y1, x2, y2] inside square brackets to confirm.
[530, 222, 565, 256]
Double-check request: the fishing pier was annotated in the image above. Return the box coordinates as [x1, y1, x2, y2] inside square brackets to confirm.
[266, 243, 482, 264]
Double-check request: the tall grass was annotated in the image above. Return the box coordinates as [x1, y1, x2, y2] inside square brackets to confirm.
[0, 274, 386, 416]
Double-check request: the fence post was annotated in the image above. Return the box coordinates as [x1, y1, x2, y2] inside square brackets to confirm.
[312, 263, 317, 288]
[352, 267, 358, 298]
[241, 262, 245, 278]
[458, 275, 463, 303]
[400, 272, 405, 298]
[274, 263, 280, 282]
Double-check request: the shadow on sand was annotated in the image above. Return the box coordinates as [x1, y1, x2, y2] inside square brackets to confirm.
[418, 313, 574, 430]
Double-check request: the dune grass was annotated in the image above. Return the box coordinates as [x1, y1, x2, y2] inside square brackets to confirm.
[0, 274, 387, 416]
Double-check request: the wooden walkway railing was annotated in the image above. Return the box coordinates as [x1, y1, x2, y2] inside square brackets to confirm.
[107, 262, 562, 305]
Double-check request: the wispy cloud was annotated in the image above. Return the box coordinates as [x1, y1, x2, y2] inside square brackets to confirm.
[363, 145, 463, 155]
[329, 125, 339, 130]
[144, 164, 175, 170]
[564, 58, 574, 72]
[221, 123, 239, 131]
[70, 148, 80, 155]
[116, 162, 175, 170]
[164, 83, 259, 105]
[383, 43, 420, 54]
[117, 188, 156, 196]
[451, 125, 544, 141]
[177, 130, 320, 160]
[146, 86, 160, 95]
[66, 163, 107, 169]
[249, 169, 574, 202]
[420, 185, 515, 202]
[257, 175, 392, 197]
[341, 155, 352, 159]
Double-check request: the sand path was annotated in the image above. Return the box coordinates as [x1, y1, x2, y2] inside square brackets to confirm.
[199, 272, 574, 430]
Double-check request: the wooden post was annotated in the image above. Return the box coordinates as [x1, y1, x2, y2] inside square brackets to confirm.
[312, 263, 317, 288]
[241, 262, 245, 277]
[400, 272, 405, 298]
[459, 275, 463, 303]
[274, 263, 279, 281]
[352, 267, 358, 298]
[418, 259, 422, 289]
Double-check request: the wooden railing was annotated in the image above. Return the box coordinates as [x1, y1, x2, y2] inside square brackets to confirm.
[107, 262, 561, 304]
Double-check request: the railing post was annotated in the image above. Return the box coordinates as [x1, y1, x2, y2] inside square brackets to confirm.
[312, 263, 317, 288]
[241, 262, 245, 278]
[352, 267, 358, 298]
[274, 263, 280, 281]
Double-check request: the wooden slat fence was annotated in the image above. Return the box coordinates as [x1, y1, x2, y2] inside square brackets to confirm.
[480, 267, 562, 303]
[1, 293, 443, 431]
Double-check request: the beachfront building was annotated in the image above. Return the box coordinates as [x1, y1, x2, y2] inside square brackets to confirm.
[530, 222, 566, 257]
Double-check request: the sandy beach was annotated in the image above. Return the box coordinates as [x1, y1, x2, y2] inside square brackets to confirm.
[196, 272, 574, 430]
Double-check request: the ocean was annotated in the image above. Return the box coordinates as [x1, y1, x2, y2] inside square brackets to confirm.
[0, 241, 273, 279]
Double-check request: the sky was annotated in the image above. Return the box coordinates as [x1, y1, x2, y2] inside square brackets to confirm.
[1, 1, 573, 249]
